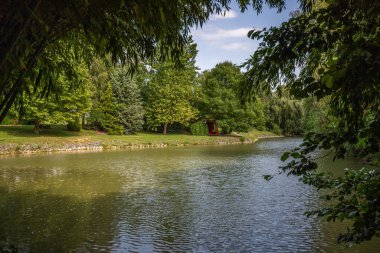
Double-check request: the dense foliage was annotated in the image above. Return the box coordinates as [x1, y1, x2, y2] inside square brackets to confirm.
[0, 0, 289, 124]
[86, 59, 122, 134]
[110, 67, 144, 134]
[144, 42, 199, 134]
[15, 65, 92, 133]
[86, 59, 144, 135]
[301, 96, 332, 133]
[190, 121, 209, 136]
[264, 93, 303, 135]
[6, 55, 312, 136]
[243, 0, 380, 243]
[199, 62, 266, 133]
[3, 0, 379, 245]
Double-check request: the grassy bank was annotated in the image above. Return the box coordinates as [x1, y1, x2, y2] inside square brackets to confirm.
[0, 125, 278, 155]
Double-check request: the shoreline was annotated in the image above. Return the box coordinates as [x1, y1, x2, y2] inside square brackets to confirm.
[0, 134, 281, 157]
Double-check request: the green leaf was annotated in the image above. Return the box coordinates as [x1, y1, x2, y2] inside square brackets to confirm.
[263, 175, 274, 181]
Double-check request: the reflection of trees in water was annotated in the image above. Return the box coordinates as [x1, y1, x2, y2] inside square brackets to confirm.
[0, 166, 124, 252]
[0, 168, 197, 252]
[0, 187, 123, 252]
[0, 167, 64, 192]
[2, 140, 378, 252]
[0, 167, 124, 198]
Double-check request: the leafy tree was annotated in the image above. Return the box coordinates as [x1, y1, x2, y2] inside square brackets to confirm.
[200, 61, 265, 133]
[87, 59, 144, 135]
[110, 66, 144, 134]
[60, 66, 93, 130]
[20, 94, 62, 134]
[301, 96, 334, 133]
[0, 0, 288, 123]
[144, 42, 199, 134]
[263, 92, 303, 135]
[99, 85, 124, 135]
[242, 0, 380, 243]
[16, 65, 92, 134]
[190, 121, 209, 136]
[87, 59, 122, 134]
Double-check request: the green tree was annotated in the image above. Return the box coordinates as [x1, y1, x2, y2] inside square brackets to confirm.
[145, 42, 199, 134]
[301, 96, 334, 133]
[87, 59, 122, 134]
[0, 0, 288, 123]
[242, 0, 380, 243]
[263, 91, 303, 135]
[87, 59, 144, 135]
[18, 69, 92, 134]
[21, 94, 61, 134]
[110, 66, 144, 134]
[200, 61, 265, 133]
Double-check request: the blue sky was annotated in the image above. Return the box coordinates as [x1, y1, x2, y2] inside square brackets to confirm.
[191, 1, 299, 71]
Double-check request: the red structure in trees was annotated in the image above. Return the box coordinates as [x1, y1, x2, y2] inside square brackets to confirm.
[206, 119, 219, 135]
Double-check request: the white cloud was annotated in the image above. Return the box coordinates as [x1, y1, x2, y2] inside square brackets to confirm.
[210, 10, 238, 20]
[192, 27, 252, 41]
[190, 25, 260, 54]
[220, 42, 252, 51]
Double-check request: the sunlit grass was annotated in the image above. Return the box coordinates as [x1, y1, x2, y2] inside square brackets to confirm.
[0, 125, 278, 154]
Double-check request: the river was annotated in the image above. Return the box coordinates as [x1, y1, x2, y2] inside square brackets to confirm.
[0, 137, 379, 252]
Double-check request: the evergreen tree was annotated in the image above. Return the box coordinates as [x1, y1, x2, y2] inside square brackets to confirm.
[110, 66, 144, 134]
[0, 0, 286, 123]
[87, 59, 122, 134]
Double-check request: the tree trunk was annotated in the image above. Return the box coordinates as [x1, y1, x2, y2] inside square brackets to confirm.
[163, 123, 168, 134]
[34, 119, 40, 134]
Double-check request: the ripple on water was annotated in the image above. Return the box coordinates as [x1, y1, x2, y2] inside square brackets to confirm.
[0, 138, 379, 252]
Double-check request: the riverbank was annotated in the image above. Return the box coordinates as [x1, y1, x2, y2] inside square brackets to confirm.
[0, 125, 279, 155]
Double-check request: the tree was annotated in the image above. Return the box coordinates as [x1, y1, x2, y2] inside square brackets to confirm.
[200, 61, 265, 133]
[87, 59, 123, 134]
[0, 0, 288, 123]
[145, 42, 199, 134]
[110, 66, 144, 134]
[262, 91, 303, 135]
[301, 96, 334, 133]
[242, 0, 380, 243]
[21, 94, 61, 134]
[17, 68, 92, 134]
[87, 59, 144, 135]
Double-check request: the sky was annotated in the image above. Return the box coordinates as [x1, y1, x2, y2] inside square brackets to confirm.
[190, 1, 299, 71]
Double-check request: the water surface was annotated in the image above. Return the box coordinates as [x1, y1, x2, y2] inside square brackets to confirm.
[0, 138, 379, 252]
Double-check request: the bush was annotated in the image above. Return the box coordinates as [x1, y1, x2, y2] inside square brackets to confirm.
[1, 115, 18, 125]
[105, 123, 124, 135]
[190, 121, 208, 136]
[222, 126, 232, 134]
[67, 120, 81, 131]
[271, 124, 282, 135]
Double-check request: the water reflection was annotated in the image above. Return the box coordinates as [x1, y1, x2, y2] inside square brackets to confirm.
[0, 138, 379, 252]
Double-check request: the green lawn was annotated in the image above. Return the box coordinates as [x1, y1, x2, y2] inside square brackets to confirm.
[0, 125, 278, 154]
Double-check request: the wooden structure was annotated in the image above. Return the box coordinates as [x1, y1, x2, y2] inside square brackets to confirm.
[205, 119, 219, 135]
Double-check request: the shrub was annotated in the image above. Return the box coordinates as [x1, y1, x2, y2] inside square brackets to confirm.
[271, 124, 282, 135]
[105, 124, 124, 135]
[67, 120, 81, 131]
[190, 121, 208, 136]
